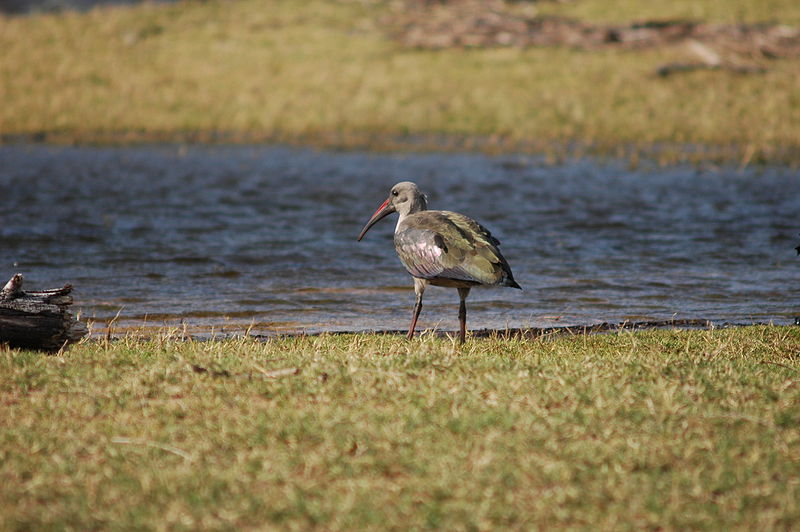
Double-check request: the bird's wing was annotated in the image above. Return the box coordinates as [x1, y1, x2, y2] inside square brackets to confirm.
[438, 210, 503, 248]
[395, 211, 514, 286]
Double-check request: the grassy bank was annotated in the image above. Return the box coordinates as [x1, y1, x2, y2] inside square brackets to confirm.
[1, 0, 799, 163]
[1, 327, 798, 529]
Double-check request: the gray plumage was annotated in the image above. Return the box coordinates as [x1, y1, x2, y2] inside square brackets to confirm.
[395, 211, 519, 289]
[358, 181, 520, 343]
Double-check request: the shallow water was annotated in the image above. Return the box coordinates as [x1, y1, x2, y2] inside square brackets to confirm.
[1, 144, 798, 335]
[0, 0, 168, 15]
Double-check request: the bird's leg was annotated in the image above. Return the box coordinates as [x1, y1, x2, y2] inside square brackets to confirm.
[457, 287, 471, 344]
[408, 295, 422, 340]
[408, 278, 427, 340]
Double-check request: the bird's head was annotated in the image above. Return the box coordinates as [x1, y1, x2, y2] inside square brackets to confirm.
[357, 181, 427, 241]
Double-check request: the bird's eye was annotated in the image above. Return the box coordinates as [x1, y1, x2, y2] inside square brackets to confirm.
[392, 190, 399, 197]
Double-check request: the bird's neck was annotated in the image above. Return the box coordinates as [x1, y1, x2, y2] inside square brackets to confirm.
[396, 200, 427, 232]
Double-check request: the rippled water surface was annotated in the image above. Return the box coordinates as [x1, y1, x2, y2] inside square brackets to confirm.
[1, 145, 798, 335]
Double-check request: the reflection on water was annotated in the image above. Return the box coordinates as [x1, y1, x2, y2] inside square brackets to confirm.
[1, 144, 798, 335]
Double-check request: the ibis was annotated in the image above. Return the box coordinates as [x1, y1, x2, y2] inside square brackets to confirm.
[357, 181, 521, 343]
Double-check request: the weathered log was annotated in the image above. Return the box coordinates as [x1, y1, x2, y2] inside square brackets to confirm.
[0, 274, 88, 351]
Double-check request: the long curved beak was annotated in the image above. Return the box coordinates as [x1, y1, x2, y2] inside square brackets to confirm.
[357, 197, 396, 241]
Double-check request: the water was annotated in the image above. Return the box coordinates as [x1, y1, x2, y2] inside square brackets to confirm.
[1, 144, 798, 336]
[0, 0, 173, 15]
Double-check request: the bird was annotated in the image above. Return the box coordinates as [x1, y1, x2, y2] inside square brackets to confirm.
[357, 181, 521, 343]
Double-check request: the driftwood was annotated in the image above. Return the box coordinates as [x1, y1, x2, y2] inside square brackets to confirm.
[0, 274, 88, 351]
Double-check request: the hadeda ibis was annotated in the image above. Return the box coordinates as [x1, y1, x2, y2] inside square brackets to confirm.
[357, 181, 521, 343]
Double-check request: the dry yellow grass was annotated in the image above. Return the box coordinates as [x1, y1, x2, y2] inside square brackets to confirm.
[0, 0, 799, 162]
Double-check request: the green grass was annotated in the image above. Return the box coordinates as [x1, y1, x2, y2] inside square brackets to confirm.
[1, 327, 799, 529]
[1, 0, 799, 163]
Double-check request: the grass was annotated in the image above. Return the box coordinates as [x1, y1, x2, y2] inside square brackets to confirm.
[0, 0, 799, 163]
[1, 327, 798, 529]
[534, 0, 800, 23]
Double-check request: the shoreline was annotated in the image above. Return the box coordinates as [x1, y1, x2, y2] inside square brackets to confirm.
[3, 133, 799, 167]
[86, 318, 799, 343]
